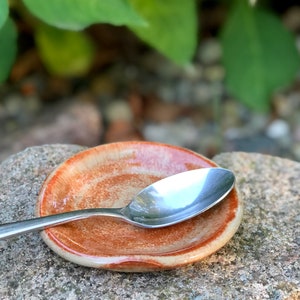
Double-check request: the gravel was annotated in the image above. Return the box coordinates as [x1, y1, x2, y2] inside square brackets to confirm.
[1, 38, 300, 162]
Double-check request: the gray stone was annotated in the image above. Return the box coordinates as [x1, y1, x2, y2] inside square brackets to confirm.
[265, 119, 290, 140]
[0, 100, 102, 162]
[0, 145, 299, 299]
[198, 38, 222, 65]
[105, 100, 133, 122]
[143, 119, 200, 148]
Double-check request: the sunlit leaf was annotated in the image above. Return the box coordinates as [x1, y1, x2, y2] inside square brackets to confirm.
[23, 0, 146, 30]
[220, 0, 300, 111]
[0, 0, 9, 29]
[0, 18, 17, 83]
[35, 25, 95, 76]
[129, 0, 197, 65]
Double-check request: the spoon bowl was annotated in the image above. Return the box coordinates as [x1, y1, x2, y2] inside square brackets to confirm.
[0, 168, 234, 240]
[127, 167, 235, 227]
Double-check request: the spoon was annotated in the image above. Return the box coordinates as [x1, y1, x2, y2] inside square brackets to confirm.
[0, 167, 235, 240]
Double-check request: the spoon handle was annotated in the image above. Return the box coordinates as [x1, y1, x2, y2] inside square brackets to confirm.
[0, 208, 124, 240]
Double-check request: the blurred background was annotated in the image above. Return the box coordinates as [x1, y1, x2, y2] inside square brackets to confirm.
[1, 0, 300, 162]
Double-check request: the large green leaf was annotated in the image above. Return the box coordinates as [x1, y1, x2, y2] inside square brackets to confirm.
[0, 0, 9, 29]
[23, 0, 146, 30]
[220, 0, 300, 111]
[129, 0, 197, 65]
[0, 18, 17, 83]
[35, 25, 95, 76]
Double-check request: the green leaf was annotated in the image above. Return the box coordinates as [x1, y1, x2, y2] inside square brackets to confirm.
[0, 18, 17, 83]
[0, 0, 9, 29]
[220, 0, 300, 111]
[35, 25, 95, 76]
[22, 0, 146, 30]
[129, 0, 197, 65]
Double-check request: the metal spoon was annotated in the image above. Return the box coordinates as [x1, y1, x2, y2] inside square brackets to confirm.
[0, 167, 235, 240]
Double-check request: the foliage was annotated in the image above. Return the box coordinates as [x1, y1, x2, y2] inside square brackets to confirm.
[35, 25, 95, 76]
[0, 0, 299, 111]
[0, 18, 17, 83]
[0, 0, 9, 28]
[128, 0, 197, 65]
[220, 0, 300, 111]
[22, 0, 147, 29]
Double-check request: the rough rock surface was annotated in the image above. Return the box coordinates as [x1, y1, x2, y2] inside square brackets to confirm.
[0, 144, 299, 299]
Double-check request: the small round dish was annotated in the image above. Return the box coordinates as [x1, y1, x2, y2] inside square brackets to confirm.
[37, 141, 242, 272]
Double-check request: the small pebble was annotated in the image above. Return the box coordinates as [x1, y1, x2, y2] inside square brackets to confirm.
[282, 6, 300, 31]
[4, 94, 24, 117]
[25, 95, 42, 115]
[143, 119, 199, 147]
[292, 125, 300, 142]
[90, 75, 116, 97]
[222, 100, 242, 129]
[292, 142, 300, 160]
[181, 64, 203, 81]
[143, 98, 183, 122]
[265, 119, 290, 139]
[198, 38, 222, 64]
[0, 103, 6, 119]
[175, 81, 194, 104]
[105, 100, 133, 122]
[203, 65, 225, 82]
[272, 92, 300, 118]
[296, 35, 300, 53]
[250, 113, 269, 132]
[104, 120, 143, 143]
[142, 52, 182, 79]
[157, 84, 176, 102]
[194, 83, 213, 104]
